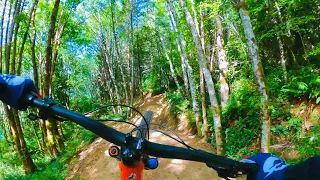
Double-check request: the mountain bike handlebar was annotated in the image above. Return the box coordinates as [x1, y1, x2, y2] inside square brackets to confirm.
[26, 94, 258, 179]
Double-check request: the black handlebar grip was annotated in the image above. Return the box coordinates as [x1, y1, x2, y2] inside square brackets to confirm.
[246, 163, 259, 180]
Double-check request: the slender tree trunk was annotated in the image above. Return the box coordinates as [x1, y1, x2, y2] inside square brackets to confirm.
[200, 68, 208, 140]
[111, 0, 129, 108]
[188, 0, 199, 34]
[235, 1, 270, 152]
[178, 0, 224, 155]
[166, 2, 189, 95]
[2, 3, 37, 168]
[30, 2, 39, 89]
[4, 1, 13, 74]
[166, 0, 201, 136]
[0, 0, 8, 73]
[104, 49, 122, 113]
[216, 16, 229, 108]
[273, 2, 287, 82]
[130, 3, 134, 115]
[4, 106, 36, 174]
[11, 0, 23, 74]
[43, 0, 61, 158]
[200, 7, 205, 53]
[277, 30, 287, 82]
[31, 120, 43, 151]
[209, 46, 216, 72]
[199, 8, 208, 140]
[158, 33, 181, 92]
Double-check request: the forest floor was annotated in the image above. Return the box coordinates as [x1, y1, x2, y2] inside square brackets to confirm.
[66, 93, 220, 180]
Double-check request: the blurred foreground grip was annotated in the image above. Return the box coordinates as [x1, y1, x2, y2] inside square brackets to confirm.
[0, 74, 38, 111]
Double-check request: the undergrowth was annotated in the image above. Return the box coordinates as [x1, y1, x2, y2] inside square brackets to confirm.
[2, 124, 96, 179]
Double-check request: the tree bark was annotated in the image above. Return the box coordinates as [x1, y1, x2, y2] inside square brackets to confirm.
[200, 68, 208, 140]
[0, 0, 8, 73]
[4, 106, 36, 174]
[30, 1, 39, 89]
[111, 0, 129, 108]
[43, 0, 62, 158]
[18, 0, 39, 75]
[11, 0, 23, 75]
[199, 8, 208, 140]
[166, 2, 189, 96]
[166, 0, 202, 136]
[178, 0, 224, 155]
[158, 33, 181, 92]
[188, 0, 200, 34]
[4, 1, 13, 74]
[235, 1, 270, 152]
[216, 16, 229, 108]
[274, 1, 287, 82]
[130, 2, 134, 115]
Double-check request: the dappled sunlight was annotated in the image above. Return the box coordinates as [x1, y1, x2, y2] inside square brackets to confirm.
[79, 138, 103, 161]
[165, 159, 187, 175]
[150, 131, 163, 138]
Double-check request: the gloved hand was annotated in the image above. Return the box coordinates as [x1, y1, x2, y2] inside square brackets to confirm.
[0, 74, 38, 111]
[241, 153, 288, 180]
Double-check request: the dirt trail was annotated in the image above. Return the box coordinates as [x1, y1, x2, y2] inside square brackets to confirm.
[67, 94, 219, 180]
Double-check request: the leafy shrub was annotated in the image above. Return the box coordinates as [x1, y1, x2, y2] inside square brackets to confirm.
[221, 79, 261, 157]
[281, 66, 320, 103]
[165, 91, 190, 116]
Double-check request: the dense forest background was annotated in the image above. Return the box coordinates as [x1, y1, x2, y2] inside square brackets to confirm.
[0, 0, 319, 178]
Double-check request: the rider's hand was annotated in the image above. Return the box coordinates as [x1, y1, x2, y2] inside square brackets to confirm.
[0, 74, 38, 111]
[241, 153, 288, 180]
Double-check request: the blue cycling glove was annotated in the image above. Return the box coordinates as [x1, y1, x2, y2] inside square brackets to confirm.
[0, 74, 37, 111]
[241, 153, 288, 180]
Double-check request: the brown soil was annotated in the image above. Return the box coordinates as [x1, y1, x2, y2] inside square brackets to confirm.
[66, 94, 220, 180]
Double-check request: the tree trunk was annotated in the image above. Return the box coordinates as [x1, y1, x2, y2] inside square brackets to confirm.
[31, 120, 43, 151]
[130, 2, 134, 116]
[166, 2, 189, 95]
[277, 30, 287, 82]
[199, 8, 208, 140]
[18, 0, 38, 76]
[200, 7, 205, 53]
[166, 0, 202, 135]
[188, 0, 199, 34]
[236, 1, 270, 152]
[158, 33, 181, 92]
[0, 0, 8, 73]
[11, 0, 23, 75]
[111, 0, 129, 108]
[4, 1, 13, 74]
[274, 1, 287, 82]
[30, 1, 39, 89]
[200, 68, 208, 140]
[178, 0, 224, 155]
[216, 16, 229, 108]
[43, 0, 62, 158]
[104, 49, 122, 113]
[4, 106, 36, 174]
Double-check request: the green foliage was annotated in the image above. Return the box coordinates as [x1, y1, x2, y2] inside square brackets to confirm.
[165, 92, 190, 116]
[3, 125, 96, 180]
[221, 78, 261, 157]
[143, 70, 166, 94]
[280, 66, 320, 102]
